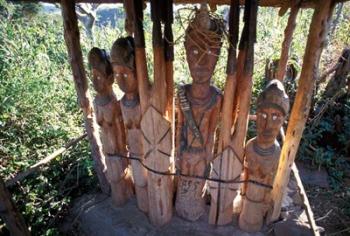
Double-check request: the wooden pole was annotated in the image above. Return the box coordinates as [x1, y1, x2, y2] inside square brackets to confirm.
[0, 178, 30, 236]
[60, 0, 110, 194]
[270, 0, 335, 223]
[133, 0, 174, 226]
[164, 0, 174, 120]
[150, 0, 167, 114]
[291, 163, 319, 235]
[209, 0, 240, 225]
[276, 2, 300, 81]
[134, 0, 151, 114]
[278, 128, 319, 235]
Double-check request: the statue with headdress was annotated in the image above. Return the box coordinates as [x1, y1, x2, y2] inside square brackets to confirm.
[175, 5, 224, 221]
[110, 37, 148, 213]
[88, 47, 134, 207]
[239, 79, 290, 232]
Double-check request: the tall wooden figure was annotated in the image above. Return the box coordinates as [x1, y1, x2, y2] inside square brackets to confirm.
[239, 79, 289, 232]
[88, 48, 133, 207]
[111, 37, 148, 213]
[132, 0, 174, 226]
[175, 5, 223, 222]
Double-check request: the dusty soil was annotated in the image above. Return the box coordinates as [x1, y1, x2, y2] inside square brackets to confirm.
[307, 184, 350, 236]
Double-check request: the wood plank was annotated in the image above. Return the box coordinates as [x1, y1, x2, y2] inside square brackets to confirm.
[270, 0, 335, 223]
[8, 0, 350, 8]
[60, 0, 110, 194]
[0, 178, 30, 236]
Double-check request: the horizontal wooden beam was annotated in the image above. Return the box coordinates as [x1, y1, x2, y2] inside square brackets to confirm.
[7, 0, 350, 8]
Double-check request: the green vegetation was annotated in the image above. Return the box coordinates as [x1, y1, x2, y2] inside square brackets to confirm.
[0, 1, 349, 235]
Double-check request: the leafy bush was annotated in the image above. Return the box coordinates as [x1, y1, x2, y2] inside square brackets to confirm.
[0, 3, 98, 235]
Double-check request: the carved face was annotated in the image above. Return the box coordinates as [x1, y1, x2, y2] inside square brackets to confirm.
[91, 68, 113, 94]
[185, 31, 220, 84]
[256, 107, 285, 147]
[112, 64, 137, 94]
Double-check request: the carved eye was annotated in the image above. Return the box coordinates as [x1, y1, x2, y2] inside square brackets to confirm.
[97, 76, 101, 80]
[208, 50, 212, 55]
[114, 73, 120, 79]
[272, 114, 279, 121]
[193, 49, 199, 55]
[262, 113, 267, 119]
[123, 74, 128, 78]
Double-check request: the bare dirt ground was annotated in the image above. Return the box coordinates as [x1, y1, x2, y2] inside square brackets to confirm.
[307, 184, 350, 236]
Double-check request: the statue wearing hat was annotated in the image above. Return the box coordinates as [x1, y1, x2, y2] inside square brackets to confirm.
[175, 5, 224, 221]
[88, 47, 133, 207]
[239, 79, 290, 232]
[110, 37, 148, 213]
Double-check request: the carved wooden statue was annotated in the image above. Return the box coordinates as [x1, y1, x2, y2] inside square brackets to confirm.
[175, 5, 223, 221]
[239, 79, 289, 232]
[88, 47, 133, 207]
[110, 37, 148, 213]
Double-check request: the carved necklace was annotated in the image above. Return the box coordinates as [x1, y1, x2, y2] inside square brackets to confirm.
[253, 140, 276, 156]
[187, 87, 213, 107]
[95, 93, 114, 106]
[121, 94, 139, 108]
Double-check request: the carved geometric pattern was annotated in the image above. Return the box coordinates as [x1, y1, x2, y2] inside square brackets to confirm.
[209, 146, 244, 211]
[140, 106, 172, 172]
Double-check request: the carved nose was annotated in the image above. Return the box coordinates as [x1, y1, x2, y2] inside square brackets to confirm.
[265, 118, 273, 129]
[196, 53, 207, 66]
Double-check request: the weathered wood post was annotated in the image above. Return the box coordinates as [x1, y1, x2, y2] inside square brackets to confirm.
[133, 0, 174, 226]
[209, 0, 258, 225]
[0, 178, 30, 236]
[209, 0, 240, 225]
[276, 1, 300, 81]
[60, 0, 110, 194]
[270, 0, 335, 224]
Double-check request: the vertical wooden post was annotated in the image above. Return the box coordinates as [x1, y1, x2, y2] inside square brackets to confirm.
[0, 178, 30, 236]
[271, 0, 335, 223]
[60, 0, 110, 194]
[276, 3, 300, 81]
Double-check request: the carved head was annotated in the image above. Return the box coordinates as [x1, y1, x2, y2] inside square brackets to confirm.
[256, 80, 290, 147]
[110, 36, 137, 94]
[88, 47, 113, 94]
[184, 5, 224, 84]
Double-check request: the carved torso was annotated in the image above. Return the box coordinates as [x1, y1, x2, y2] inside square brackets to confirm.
[94, 94, 127, 157]
[120, 96, 142, 156]
[176, 84, 222, 221]
[244, 138, 280, 203]
[180, 84, 222, 154]
[239, 137, 280, 232]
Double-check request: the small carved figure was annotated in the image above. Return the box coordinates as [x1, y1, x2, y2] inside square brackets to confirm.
[110, 37, 148, 213]
[88, 47, 133, 207]
[175, 5, 224, 221]
[239, 79, 289, 232]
